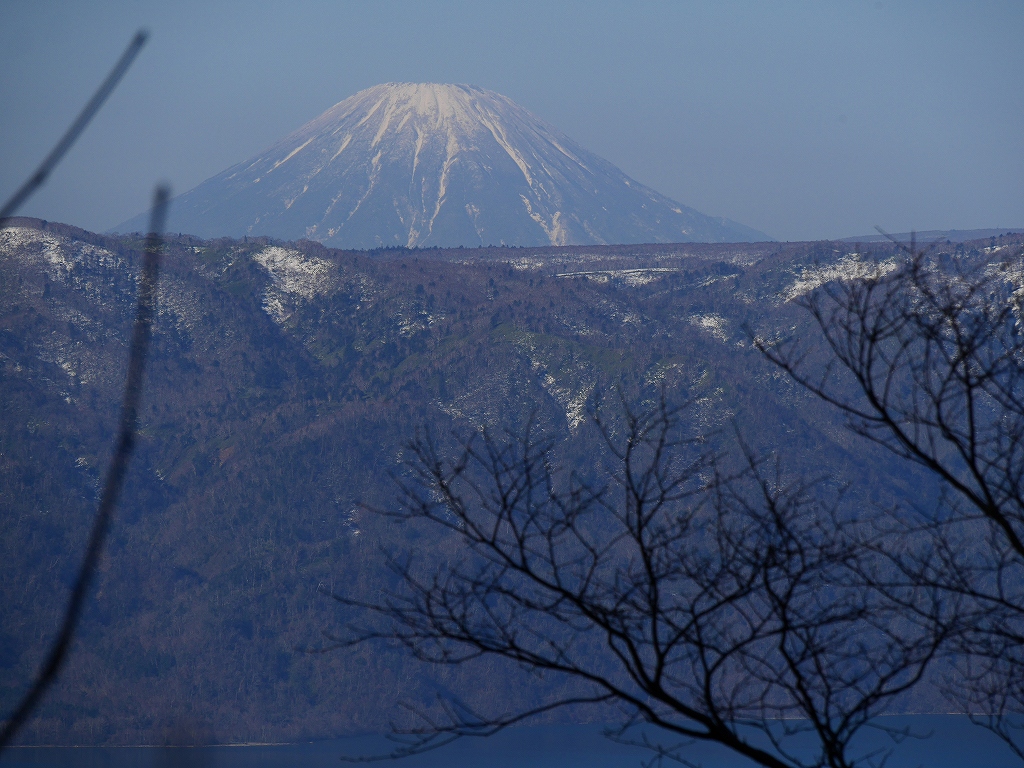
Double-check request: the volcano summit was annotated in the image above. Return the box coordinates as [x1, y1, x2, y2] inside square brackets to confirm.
[120, 83, 768, 247]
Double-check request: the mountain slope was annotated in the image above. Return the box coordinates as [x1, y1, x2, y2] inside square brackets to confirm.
[9, 220, 1009, 743]
[117, 83, 769, 247]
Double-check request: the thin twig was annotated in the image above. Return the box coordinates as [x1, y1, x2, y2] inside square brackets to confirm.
[0, 30, 148, 223]
[0, 185, 169, 752]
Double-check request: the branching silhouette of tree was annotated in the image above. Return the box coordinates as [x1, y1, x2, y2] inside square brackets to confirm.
[336, 396, 951, 768]
[0, 31, 162, 752]
[755, 236, 1024, 759]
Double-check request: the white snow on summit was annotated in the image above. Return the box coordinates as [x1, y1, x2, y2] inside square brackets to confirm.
[119, 83, 770, 249]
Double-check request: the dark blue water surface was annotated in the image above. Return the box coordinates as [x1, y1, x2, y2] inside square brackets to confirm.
[1, 717, 1019, 768]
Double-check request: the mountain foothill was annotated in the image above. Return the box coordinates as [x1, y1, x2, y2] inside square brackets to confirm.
[5, 217, 1013, 744]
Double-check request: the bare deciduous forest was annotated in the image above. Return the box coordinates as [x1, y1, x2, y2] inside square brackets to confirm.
[2, 212, 1023, 766]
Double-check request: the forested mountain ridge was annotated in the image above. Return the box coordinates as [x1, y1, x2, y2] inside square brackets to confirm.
[3, 218, 1017, 745]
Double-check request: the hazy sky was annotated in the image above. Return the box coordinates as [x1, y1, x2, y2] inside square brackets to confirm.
[1, 0, 1021, 242]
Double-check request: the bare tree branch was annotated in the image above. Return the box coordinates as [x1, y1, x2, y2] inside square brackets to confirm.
[337, 393, 949, 768]
[0, 185, 169, 752]
[754, 236, 1024, 759]
[0, 30, 148, 223]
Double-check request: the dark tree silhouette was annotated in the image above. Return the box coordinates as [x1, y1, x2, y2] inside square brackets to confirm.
[0, 30, 156, 750]
[0, 186, 167, 751]
[756, 238, 1024, 759]
[337, 397, 950, 768]
[0, 31, 147, 223]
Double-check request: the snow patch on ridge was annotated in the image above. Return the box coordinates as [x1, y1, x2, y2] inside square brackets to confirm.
[252, 246, 334, 299]
[557, 267, 680, 286]
[0, 227, 119, 277]
[785, 254, 898, 301]
[252, 247, 335, 322]
[690, 314, 729, 342]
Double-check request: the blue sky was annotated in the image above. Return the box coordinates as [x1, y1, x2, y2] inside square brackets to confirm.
[1, 0, 1021, 241]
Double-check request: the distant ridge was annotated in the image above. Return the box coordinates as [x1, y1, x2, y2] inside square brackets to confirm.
[840, 228, 1024, 244]
[116, 83, 770, 248]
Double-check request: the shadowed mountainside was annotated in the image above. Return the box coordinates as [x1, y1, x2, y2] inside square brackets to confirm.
[5, 220, 1013, 745]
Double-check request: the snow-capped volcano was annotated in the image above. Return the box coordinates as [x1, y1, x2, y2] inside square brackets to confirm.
[118, 83, 769, 247]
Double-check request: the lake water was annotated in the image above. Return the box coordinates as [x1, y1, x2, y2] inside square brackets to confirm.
[1, 717, 1019, 767]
